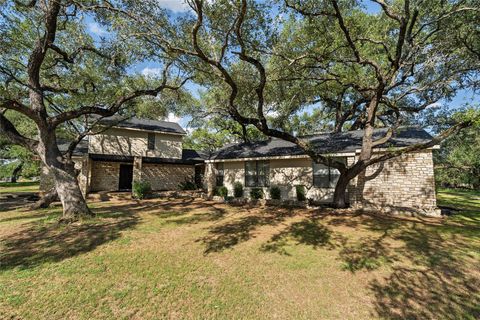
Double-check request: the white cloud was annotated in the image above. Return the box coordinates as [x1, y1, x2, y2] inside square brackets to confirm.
[88, 22, 108, 36]
[166, 112, 181, 123]
[426, 102, 442, 109]
[265, 108, 280, 118]
[156, 0, 190, 12]
[141, 67, 163, 78]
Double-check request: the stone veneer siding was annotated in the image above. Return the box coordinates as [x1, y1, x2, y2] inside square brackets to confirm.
[215, 158, 341, 203]
[349, 150, 438, 215]
[42, 159, 196, 193]
[207, 149, 439, 215]
[90, 161, 122, 192]
[88, 128, 183, 159]
[89, 161, 195, 192]
[141, 163, 195, 191]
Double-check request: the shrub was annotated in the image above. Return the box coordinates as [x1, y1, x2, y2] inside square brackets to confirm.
[269, 186, 281, 200]
[179, 179, 197, 190]
[233, 182, 244, 198]
[215, 186, 228, 198]
[132, 181, 151, 200]
[296, 185, 306, 201]
[250, 187, 264, 200]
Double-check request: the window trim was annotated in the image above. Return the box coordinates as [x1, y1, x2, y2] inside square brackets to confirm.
[215, 163, 224, 187]
[312, 158, 345, 188]
[147, 133, 155, 150]
[244, 160, 270, 187]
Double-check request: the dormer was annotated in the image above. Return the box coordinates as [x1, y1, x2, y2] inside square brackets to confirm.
[88, 116, 186, 159]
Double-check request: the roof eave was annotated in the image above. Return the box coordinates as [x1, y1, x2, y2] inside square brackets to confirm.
[206, 144, 440, 163]
[100, 124, 186, 136]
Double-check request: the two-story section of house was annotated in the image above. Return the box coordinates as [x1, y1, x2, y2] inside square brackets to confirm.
[41, 116, 204, 195]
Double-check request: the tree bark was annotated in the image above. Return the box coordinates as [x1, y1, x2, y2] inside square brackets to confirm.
[50, 161, 92, 222]
[332, 162, 366, 208]
[10, 162, 23, 183]
[36, 133, 93, 222]
[31, 186, 58, 210]
[332, 173, 350, 208]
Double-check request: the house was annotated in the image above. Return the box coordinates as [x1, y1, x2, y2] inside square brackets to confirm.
[40, 116, 205, 195]
[204, 126, 440, 216]
[40, 117, 440, 216]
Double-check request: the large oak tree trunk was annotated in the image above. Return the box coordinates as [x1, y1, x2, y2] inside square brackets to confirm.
[332, 174, 350, 208]
[52, 164, 92, 222]
[38, 134, 93, 222]
[331, 96, 379, 209]
[332, 163, 366, 209]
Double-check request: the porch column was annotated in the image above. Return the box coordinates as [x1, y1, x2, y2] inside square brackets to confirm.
[133, 156, 143, 185]
[204, 162, 216, 198]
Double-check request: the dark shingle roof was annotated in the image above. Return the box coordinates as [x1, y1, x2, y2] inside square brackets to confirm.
[93, 115, 186, 135]
[211, 126, 433, 160]
[90, 149, 205, 164]
[181, 149, 206, 162]
[57, 139, 89, 157]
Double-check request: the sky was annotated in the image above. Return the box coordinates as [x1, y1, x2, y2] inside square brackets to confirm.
[85, 0, 478, 129]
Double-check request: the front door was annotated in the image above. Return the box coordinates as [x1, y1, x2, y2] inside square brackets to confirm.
[118, 164, 133, 190]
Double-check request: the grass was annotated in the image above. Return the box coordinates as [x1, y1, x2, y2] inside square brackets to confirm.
[0, 181, 39, 193]
[437, 187, 480, 211]
[0, 189, 479, 319]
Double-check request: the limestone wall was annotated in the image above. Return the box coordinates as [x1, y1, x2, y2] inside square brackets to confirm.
[141, 163, 195, 191]
[219, 158, 341, 202]
[208, 150, 439, 214]
[349, 150, 438, 214]
[90, 161, 122, 192]
[89, 128, 183, 159]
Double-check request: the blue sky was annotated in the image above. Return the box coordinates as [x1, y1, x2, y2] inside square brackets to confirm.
[85, 0, 478, 128]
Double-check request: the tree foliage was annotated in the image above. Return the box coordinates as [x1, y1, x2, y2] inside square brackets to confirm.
[0, 0, 188, 220]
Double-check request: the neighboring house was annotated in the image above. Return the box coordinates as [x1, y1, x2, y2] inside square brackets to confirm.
[204, 127, 440, 216]
[40, 117, 440, 216]
[40, 116, 204, 194]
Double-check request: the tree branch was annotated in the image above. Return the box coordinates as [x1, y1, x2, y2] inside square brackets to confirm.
[0, 109, 38, 149]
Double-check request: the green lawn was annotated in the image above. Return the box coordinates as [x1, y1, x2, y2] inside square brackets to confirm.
[0, 189, 479, 319]
[0, 181, 39, 193]
[437, 187, 480, 211]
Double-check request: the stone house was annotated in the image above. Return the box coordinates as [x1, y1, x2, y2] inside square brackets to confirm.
[41, 117, 440, 215]
[204, 127, 440, 216]
[41, 116, 204, 195]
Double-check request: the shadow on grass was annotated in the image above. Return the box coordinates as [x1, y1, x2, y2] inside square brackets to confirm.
[0, 209, 139, 271]
[198, 207, 296, 254]
[327, 213, 480, 319]
[200, 204, 479, 319]
[371, 265, 480, 319]
[260, 216, 341, 255]
[0, 193, 39, 213]
[166, 206, 227, 225]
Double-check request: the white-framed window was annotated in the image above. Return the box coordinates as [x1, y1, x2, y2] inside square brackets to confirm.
[216, 162, 224, 187]
[245, 160, 269, 187]
[313, 158, 346, 188]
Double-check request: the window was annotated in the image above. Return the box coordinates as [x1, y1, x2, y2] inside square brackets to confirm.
[313, 158, 346, 188]
[216, 163, 224, 187]
[147, 133, 155, 150]
[245, 160, 269, 187]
